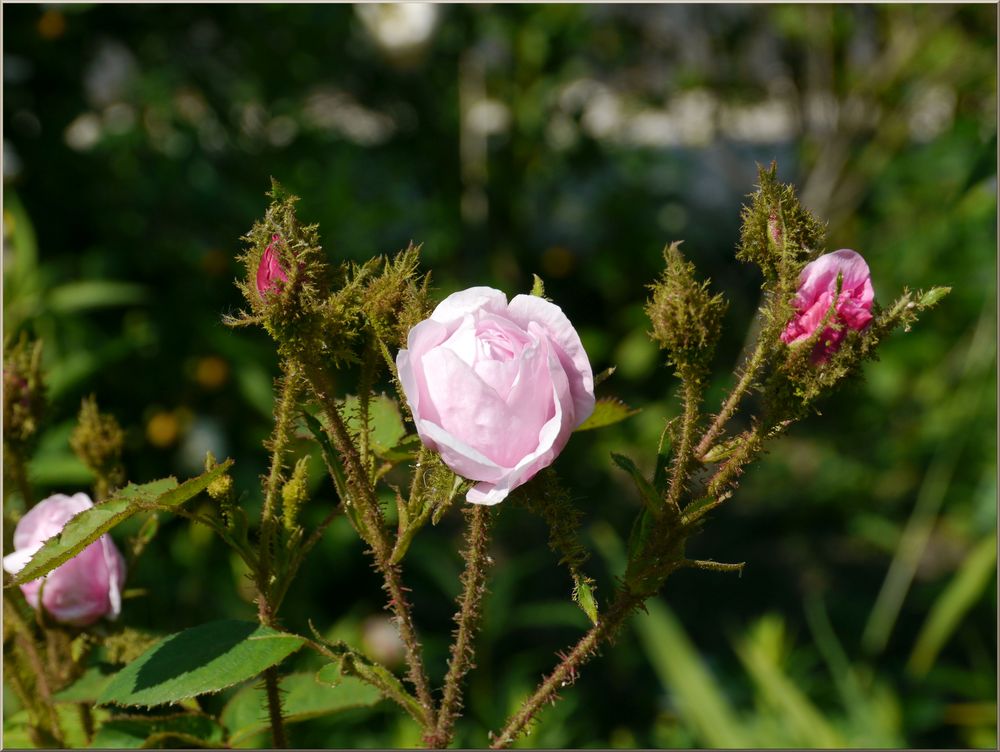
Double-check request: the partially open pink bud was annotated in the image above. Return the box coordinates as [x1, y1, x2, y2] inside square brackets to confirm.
[256, 234, 289, 297]
[2, 493, 125, 626]
[780, 249, 874, 362]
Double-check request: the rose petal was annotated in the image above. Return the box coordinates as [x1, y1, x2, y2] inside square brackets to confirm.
[508, 296, 595, 426]
[13, 493, 93, 551]
[430, 286, 508, 324]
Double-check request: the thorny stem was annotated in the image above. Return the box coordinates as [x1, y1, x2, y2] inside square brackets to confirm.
[4, 593, 63, 746]
[407, 447, 430, 515]
[694, 338, 767, 461]
[263, 666, 287, 748]
[259, 363, 302, 589]
[490, 590, 642, 749]
[299, 358, 437, 729]
[431, 505, 494, 747]
[666, 379, 701, 514]
[255, 364, 302, 749]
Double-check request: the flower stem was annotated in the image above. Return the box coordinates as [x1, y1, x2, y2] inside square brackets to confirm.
[254, 364, 302, 749]
[263, 666, 287, 748]
[3, 593, 63, 746]
[666, 379, 702, 513]
[430, 505, 494, 748]
[489, 590, 640, 749]
[259, 364, 301, 571]
[299, 358, 437, 729]
[694, 339, 767, 461]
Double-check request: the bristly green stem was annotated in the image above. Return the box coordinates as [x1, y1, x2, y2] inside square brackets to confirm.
[299, 357, 437, 729]
[259, 363, 302, 592]
[666, 378, 702, 514]
[489, 589, 641, 749]
[256, 363, 301, 749]
[4, 593, 63, 746]
[263, 666, 287, 748]
[431, 505, 494, 748]
[694, 338, 767, 461]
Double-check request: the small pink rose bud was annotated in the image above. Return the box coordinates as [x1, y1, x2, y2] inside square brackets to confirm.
[256, 234, 289, 298]
[780, 249, 875, 362]
[767, 210, 782, 247]
[2, 493, 126, 626]
[397, 287, 595, 505]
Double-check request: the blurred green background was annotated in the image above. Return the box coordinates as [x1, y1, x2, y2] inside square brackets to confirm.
[3, 3, 996, 748]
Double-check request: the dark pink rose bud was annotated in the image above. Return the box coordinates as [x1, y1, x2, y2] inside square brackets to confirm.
[256, 234, 289, 298]
[2, 493, 126, 626]
[780, 249, 875, 362]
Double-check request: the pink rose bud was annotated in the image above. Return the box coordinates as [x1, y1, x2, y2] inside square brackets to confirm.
[397, 287, 595, 505]
[2, 493, 126, 626]
[256, 234, 289, 297]
[780, 249, 875, 362]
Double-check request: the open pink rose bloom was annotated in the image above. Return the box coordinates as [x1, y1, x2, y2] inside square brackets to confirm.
[397, 287, 595, 505]
[2, 493, 125, 626]
[780, 249, 875, 362]
[256, 234, 288, 297]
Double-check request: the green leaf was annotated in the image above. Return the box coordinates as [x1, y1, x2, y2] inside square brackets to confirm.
[916, 286, 951, 308]
[6, 460, 233, 587]
[908, 532, 997, 677]
[53, 664, 116, 703]
[4, 705, 111, 748]
[611, 453, 661, 515]
[98, 621, 305, 708]
[301, 410, 368, 538]
[223, 671, 382, 746]
[91, 713, 225, 749]
[734, 616, 844, 747]
[343, 394, 406, 456]
[575, 398, 640, 432]
[47, 280, 147, 313]
[379, 433, 423, 462]
[625, 507, 656, 568]
[530, 273, 546, 298]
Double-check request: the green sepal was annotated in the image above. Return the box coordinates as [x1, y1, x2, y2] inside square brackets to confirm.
[574, 578, 599, 625]
[575, 398, 640, 432]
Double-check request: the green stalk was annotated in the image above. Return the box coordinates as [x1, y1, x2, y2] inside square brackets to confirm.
[430, 505, 494, 747]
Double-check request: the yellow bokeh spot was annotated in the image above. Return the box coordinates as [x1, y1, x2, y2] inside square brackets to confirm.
[195, 356, 229, 390]
[146, 411, 179, 448]
[3, 210, 15, 238]
[38, 11, 66, 40]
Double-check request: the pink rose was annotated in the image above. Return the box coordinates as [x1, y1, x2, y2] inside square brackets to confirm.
[780, 249, 874, 361]
[256, 234, 288, 297]
[2, 493, 126, 626]
[397, 287, 595, 505]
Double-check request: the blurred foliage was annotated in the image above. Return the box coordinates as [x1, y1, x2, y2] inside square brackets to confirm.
[3, 4, 995, 748]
